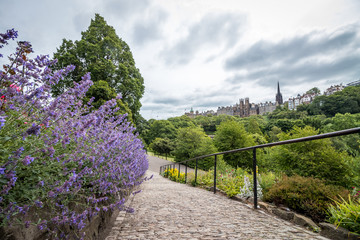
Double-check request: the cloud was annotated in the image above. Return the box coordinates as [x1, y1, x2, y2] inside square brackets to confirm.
[73, 12, 95, 33]
[225, 24, 360, 87]
[161, 12, 247, 65]
[132, 9, 168, 46]
[104, 0, 150, 19]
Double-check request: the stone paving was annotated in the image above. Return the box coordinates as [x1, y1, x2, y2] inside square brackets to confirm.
[105, 156, 329, 240]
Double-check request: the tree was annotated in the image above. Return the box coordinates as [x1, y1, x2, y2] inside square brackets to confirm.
[306, 87, 320, 95]
[145, 120, 177, 145]
[173, 127, 217, 170]
[324, 113, 360, 157]
[168, 115, 195, 129]
[266, 126, 282, 143]
[246, 117, 262, 135]
[274, 119, 295, 132]
[269, 126, 351, 186]
[52, 14, 144, 122]
[194, 115, 216, 133]
[214, 121, 255, 169]
[149, 138, 175, 157]
[304, 86, 360, 117]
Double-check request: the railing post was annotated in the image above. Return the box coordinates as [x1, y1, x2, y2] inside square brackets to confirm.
[214, 155, 217, 194]
[178, 163, 181, 178]
[195, 159, 198, 185]
[185, 163, 187, 183]
[253, 148, 258, 209]
[160, 166, 162, 175]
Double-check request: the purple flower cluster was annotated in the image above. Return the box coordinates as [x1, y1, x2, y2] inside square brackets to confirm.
[0, 29, 148, 238]
[0, 28, 18, 58]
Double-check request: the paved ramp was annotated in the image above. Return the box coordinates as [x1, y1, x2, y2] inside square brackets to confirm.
[105, 156, 328, 240]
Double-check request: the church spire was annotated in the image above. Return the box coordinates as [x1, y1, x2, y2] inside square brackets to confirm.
[276, 82, 283, 105]
[277, 81, 280, 94]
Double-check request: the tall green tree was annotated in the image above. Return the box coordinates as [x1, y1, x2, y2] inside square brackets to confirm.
[214, 121, 255, 169]
[52, 14, 144, 122]
[173, 127, 217, 170]
[149, 138, 175, 157]
[144, 120, 177, 145]
[246, 117, 262, 135]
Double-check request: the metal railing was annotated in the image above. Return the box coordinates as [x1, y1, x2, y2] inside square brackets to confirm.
[159, 127, 360, 209]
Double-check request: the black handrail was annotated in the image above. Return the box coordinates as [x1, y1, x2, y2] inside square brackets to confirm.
[159, 127, 360, 209]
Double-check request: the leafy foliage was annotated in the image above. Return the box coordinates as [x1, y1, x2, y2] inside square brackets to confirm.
[327, 195, 360, 235]
[52, 14, 144, 122]
[302, 86, 360, 117]
[263, 175, 349, 222]
[168, 115, 195, 129]
[144, 120, 177, 145]
[323, 113, 360, 157]
[214, 121, 255, 169]
[149, 138, 175, 156]
[268, 126, 351, 186]
[173, 127, 217, 170]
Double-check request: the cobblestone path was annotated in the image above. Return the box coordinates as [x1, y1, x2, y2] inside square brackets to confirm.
[105, 156, 329, 240]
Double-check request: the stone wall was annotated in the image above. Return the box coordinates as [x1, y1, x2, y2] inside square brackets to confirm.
[0, 207, 119, 240]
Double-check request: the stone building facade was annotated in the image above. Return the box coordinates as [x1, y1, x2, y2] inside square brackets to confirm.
[185, 83, 282, 118]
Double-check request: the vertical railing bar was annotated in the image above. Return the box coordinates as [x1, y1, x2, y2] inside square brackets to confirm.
[253, 148, 258, 209]
[185, 163, 187, 184]
[195, 159, 198, 185]
[178, 163, 181, 178]
[214, 155, 217, 194]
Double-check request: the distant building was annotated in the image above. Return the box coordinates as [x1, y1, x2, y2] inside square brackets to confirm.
[185, 83, 281, 118]
[258, 101, 277, 115]
[346, 80, 360, 87]
[185, 108, 216, 118]
[288, 94, 301, 110]
[324, 84, 344, 96]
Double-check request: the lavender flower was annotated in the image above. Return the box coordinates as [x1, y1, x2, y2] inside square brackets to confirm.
[22, 156, 34, 166]
[0, 28, 148, 238]
[0, 116, 5, 129]
[26, 124, 41, 136]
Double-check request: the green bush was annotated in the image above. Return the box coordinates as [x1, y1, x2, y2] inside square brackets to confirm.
[269, 126, 351, 187]
[263, 175, 349, 222]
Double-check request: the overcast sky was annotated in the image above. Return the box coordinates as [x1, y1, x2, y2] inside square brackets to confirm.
[1, 0, 360, 119]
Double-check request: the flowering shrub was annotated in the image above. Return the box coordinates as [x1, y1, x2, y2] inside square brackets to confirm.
[163, 168, 185, 183]
[0, 29, 148, 238]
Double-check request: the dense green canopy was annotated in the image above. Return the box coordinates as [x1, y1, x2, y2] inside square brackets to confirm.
[52, 14, 144, 122]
